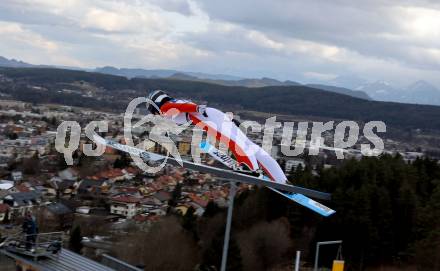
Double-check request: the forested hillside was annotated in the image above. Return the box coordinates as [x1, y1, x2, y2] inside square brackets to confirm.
[1, 67, 440, 131]
[112, 155, 440, 270]
[301, 155, 440, 269]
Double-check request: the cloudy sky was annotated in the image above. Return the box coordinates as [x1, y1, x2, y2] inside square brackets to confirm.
[1, 0, 440, 86]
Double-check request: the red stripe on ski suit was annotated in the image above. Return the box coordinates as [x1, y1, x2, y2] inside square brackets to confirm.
[159, 101, 257, 172]
[161, 101, 198, 116]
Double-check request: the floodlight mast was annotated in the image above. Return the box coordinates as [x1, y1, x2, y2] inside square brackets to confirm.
[220, 181, 236, 271]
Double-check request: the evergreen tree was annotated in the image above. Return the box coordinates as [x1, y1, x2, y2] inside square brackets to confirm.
[201, 227, 224, 269]
[182, 206, 198, 239]
[204, 201, 221, 218]
[226, 236, 243, 271]
[172, 183, 182, 201]
[69, 226, 83, 254]
[201, 227, 242, 271]
[7, 132, 18, 140]
[168, 184, 182, 207]
[114, 152, 131, 168]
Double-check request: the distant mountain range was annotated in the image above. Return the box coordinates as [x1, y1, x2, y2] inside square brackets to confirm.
[0, 56, 371, 100]
[2, 56, 440, 105]
[305, 84, 371, 100]
[2, 67, 440, 133]
[354, 80, 440, 105]
[165, 72, 302, 88]
[94, 67, 371, 100]
[328, 75, 440, 106]
[0, 56, 34, 68]
[94, 66, 244, 81]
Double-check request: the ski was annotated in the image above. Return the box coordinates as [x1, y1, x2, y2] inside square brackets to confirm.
[93, 135, 331, 200]
[199, 141, 335, 216]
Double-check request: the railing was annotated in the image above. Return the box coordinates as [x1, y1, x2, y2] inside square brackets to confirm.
[35, 232, 64, 248]
[2, 231, 64, 254]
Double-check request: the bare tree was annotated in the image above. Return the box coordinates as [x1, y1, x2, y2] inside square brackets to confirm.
[237, 218, 291, 271]
[22, 153, 40, 175]
[115, 216, 200, 271]
[198, 213, 225, 252]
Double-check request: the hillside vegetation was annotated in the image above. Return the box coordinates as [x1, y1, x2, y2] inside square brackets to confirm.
[1, 67, 440, 131]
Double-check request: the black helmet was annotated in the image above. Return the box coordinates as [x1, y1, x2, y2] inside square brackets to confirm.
[147, 90, 172, 114]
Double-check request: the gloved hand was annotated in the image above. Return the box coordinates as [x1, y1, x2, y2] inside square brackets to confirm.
[197, 105, 208, 117]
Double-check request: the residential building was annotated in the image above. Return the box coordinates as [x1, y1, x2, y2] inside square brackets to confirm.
[110, 196, 141, 219]
[285, 158, 306, 173]
[2, 191, 42, 218]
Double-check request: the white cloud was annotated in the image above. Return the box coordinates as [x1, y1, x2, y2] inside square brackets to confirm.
[246, 30, 284, 50]
[189, 0, 440, 85]
[0, 21, 57, 51]
[147, 0, 193, 16]
[400, 6, 440, 40]
[0, 21, 85, 66]
[82, 8, 136, 32]
[303, 72, 338, 81]
[0, 0, 440, 87]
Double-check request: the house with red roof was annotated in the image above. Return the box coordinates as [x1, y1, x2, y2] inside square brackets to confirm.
[98, 168, 125, 181]
[188, 193, 208, 208]
[15, 183, 31, 193]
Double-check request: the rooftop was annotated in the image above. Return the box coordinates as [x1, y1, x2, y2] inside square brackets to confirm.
[0, 248, 114, 271]
[111, 195, 141, 204]
[5, 191, 41, 206]
[46, 202, 73, 216]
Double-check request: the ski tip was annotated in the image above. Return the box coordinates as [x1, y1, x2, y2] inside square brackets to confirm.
[325, 210, 337, 217]
[319, 209, 336, 217]
[271, 188, 336, 217]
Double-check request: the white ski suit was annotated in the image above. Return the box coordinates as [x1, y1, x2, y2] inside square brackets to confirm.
[159, 99, 287, 184]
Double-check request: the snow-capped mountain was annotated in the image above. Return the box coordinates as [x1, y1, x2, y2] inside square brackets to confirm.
[403, 80, 440, 105]
[333, 76, 440, 106]
[330, 75, 368, 90]
[356, 81, 401, 102]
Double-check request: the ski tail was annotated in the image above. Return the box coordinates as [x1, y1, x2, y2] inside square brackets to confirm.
[199, 141, 336, 217]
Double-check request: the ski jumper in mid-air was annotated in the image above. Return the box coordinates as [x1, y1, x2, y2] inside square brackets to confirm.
[147, 90, 288, 184]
